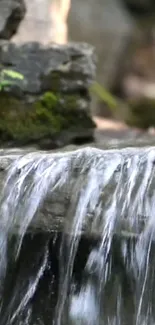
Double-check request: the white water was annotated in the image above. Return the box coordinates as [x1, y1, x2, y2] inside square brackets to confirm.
[0, 147, 155, 324]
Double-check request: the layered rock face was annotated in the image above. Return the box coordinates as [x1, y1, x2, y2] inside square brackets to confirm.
[0, 0, 96, 149]
[0, 41, 96, 148]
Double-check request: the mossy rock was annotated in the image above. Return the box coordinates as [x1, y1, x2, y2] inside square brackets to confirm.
[126, 98, 155, 128]
[0, 91, 95, 147]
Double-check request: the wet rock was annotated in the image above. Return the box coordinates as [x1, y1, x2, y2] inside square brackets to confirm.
[0, 0, 26, 39]
[0, 146, 154, 237]
[0, 41, 96, 148]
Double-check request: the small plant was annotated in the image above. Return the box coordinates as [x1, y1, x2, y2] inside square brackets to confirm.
[90, 81, 117, 112]
[0, 69, 24, 91]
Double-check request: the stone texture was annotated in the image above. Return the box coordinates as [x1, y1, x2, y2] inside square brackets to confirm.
[0, 41, 95, 93]
[0, 41, 96, 148]
[0, 0, 26, 39]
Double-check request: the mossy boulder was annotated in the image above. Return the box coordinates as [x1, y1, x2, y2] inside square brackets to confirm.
[0, 41, 96, 148]
[0, 91, 95, 148]
[125, 98, 155, 128]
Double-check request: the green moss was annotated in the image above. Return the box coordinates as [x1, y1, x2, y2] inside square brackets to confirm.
[126, 98, 155, 128]
[40, 91, 59, 108]
[61, 94, 82, 110]
[0, 91, 94, 145]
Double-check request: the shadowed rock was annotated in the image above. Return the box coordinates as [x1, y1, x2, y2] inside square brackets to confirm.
[0, 0, 26, 39]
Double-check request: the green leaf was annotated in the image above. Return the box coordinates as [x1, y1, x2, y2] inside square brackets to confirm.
[1, 80, 14, 86]
[0, 80, 14, 88]
[90, 82, 117, 111]
[2, 69, 24, 80]
[0, 80, 15, 91]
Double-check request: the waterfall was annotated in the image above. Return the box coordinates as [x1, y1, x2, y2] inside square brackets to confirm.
[0, 147, 155, 324]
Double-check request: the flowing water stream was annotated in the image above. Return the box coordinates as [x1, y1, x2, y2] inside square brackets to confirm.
[0, 147, 155, 324]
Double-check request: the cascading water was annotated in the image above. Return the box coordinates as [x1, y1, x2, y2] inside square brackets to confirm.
[0, 147, 155, 324]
